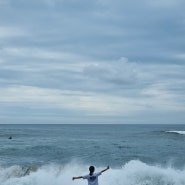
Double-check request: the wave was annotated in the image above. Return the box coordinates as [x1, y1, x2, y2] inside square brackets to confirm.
[165, 131, 185, 135]
[0, 160, 185, 185]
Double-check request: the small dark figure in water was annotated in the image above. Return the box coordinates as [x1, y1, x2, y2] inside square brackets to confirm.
[72, 166, 109, 185]
[8, 136, 12, 139]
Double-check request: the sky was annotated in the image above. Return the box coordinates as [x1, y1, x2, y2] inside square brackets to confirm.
[0, 0, 185, 124]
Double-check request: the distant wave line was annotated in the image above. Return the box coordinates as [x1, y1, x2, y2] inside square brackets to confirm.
[165, 131, 185, 135]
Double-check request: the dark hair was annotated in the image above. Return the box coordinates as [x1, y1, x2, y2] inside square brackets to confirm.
[89, 166, 95, 176]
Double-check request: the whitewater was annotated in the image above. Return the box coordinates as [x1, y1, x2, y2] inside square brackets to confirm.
[0, 124, 185, 185]
[166, 131, 185, 135]
[1, 161, 185, 185]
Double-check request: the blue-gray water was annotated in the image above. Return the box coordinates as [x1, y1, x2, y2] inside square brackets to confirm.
[0, 124, 185, 185]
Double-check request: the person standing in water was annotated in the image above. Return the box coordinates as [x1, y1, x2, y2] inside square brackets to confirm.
[72, 166, 109, 185]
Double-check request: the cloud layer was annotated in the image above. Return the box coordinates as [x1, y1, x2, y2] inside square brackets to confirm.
[0, 0, 185, 124]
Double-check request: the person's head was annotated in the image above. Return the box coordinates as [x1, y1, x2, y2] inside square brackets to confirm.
[89, 166, 95, 175]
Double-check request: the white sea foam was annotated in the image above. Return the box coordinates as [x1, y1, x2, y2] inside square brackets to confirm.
[0, 160, 185, 185]
[166, 131, 185, 135]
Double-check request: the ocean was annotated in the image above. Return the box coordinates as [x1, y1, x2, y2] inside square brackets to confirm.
[0, 124, 185, 185]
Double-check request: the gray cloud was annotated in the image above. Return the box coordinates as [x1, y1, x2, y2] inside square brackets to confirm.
[1, 0, 184, 61]
[0, 0, 185, 124]
[83, 57, 138, 85]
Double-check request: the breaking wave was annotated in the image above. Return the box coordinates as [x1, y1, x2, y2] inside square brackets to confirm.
[0, 160, 185, 185]
[166, 131, 185, 135]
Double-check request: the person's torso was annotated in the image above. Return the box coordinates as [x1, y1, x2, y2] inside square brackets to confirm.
[86, 173, 101, 185]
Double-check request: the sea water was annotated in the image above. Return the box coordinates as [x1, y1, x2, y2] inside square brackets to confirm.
[0, 124, 185, 185]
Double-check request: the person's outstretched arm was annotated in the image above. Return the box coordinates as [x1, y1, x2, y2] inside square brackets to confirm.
[101, 166, 110, 173]
[72, 176, 83, 180]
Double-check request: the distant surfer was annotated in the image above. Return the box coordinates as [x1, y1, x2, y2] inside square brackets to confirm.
[72, 166, 109, 185]
[8, 136, 12, 139]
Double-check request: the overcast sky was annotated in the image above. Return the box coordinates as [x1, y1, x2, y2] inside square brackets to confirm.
[0, 0, 185, 124]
